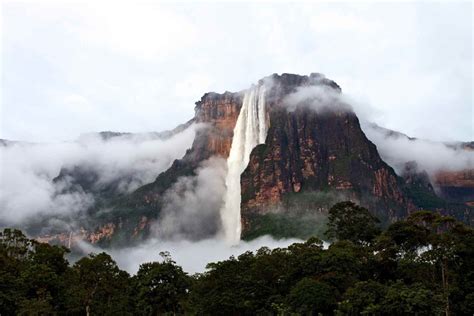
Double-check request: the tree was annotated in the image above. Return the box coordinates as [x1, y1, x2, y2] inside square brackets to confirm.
[134, 252, 190, 315]
[189, 252, 259, 315]
[0, 229, 72, 315]
[382, 220, 430, 255]
[412, 212, 472, 316]
[0, 228, 35, 260]
[0, 229, 32, 315]
[65, 252, 132, 316]
[1, 222, 472, 315]
[287, 278, 337, 315]
[325, 201, 381, 245]
[381, 281, 444, 315]
[375, 211, 474, 316]
[337, 280, 387, 315]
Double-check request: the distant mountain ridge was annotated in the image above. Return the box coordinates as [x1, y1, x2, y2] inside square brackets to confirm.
[77, 118, 195, 142]
[364, 123, 474, 215]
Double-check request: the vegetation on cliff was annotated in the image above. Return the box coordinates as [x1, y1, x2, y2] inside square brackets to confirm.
[1, 202, 473, 315]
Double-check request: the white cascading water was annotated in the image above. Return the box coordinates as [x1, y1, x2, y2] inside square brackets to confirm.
[221, 85, 268, 244]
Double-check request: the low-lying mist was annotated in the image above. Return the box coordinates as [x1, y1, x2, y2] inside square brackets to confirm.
[78, 235, 303, 274]
[0, 125, 199, 225]
[154, 157, 227, 240]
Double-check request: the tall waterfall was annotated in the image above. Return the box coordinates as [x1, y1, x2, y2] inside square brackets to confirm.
[221, 85, 268, 244]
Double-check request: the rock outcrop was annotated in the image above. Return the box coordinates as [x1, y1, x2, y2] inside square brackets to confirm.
[239, 74, 414, 234]
[131, 91, 242, 202]
[32, 73, 473, 246]
[193, 92, 243, 158]
[80, 91, 245, 245]
[435, 170, 474, 204]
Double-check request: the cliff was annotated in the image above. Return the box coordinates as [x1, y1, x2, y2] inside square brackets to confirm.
[435, 170, 474, 204]
[131, 91, 242, 200]
[106, 73, 417, 242]
[239, 74, 414, 236]
[74, 91, 244, 245]
[31, 73, 472, 246]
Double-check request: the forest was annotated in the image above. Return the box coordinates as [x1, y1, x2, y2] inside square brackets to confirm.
[1, 202, 473, 315]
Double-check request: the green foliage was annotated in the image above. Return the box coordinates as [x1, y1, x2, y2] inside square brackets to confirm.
[382, 281, 444, 315]
[406, 183, 447, 209]
[242, 212, 327, 240]
[337, 280, 387, 315]
[326, 201, 381, 244]
[0, 229, 71, 315]
[405, 182, 473, 225]
[65, 252, 133, 315]
[244, 191, 342, 240]
[1, 208, 473, 315]
[133, 252, 190, 315]
[288, 278, 337, 314]
[282, 191, 344, 210]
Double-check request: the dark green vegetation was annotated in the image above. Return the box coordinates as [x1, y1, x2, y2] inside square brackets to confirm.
[242, 191, 341, 240]
[242, 212, 328, 241]
[403, 174, 473, 226]
[1, 202, 473, 315]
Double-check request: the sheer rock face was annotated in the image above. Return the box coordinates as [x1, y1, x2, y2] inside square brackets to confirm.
[193, 92, 243, 160]
[127, 73, 416, 240]
[135, 92, 242, 203]
[35, 73, 473, 247]
[435, 170, 474, 203]
[36, 92, 244, 248]
[239, 74, 414, 231]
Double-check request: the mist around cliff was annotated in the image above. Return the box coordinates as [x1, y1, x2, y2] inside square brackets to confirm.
[3, 78, 470, 229]
[153, 157, 227, 240]
[2, 76, 472, 274]
[361, 122, 474, 177]
[0, 125, 199, 225]
[280, 82, 474, 179]
[1, 119, 304, 273]
[72, 152, 325, 274]
[282, 84, 351, 113]
[72, 154, 303, 274]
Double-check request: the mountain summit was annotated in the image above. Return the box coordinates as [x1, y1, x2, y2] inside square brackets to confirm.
[8, 73, 472, 247]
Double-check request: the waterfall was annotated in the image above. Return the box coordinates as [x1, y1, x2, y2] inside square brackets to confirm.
[220, 85, 268, 244]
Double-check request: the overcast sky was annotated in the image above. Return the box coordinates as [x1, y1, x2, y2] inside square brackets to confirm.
[1, 1, 472, 142]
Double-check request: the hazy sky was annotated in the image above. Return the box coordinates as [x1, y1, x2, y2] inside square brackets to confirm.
[1, 1, 472, 142]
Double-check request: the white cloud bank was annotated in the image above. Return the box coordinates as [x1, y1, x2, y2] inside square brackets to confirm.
[78, 235, 303, 274]
[0, 125, 198, 225]
[362, 123, 474, 177]
[155, 157, 227, 241]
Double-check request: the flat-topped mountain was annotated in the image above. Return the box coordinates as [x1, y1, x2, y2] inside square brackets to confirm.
[3, 73, 472, 247]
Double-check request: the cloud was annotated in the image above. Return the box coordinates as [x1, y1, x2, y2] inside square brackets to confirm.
[361, 122, 474, 177]
[279, 80, 474, 178]
[282, 84, 350, 113]
[2, 2, 471, 142]
[154, 157, 227, 241]
[78, 235, 304, 274]
[0, 125, 198, 225]
[0, 0, 471, 276]
[74, 2, 198, 62]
